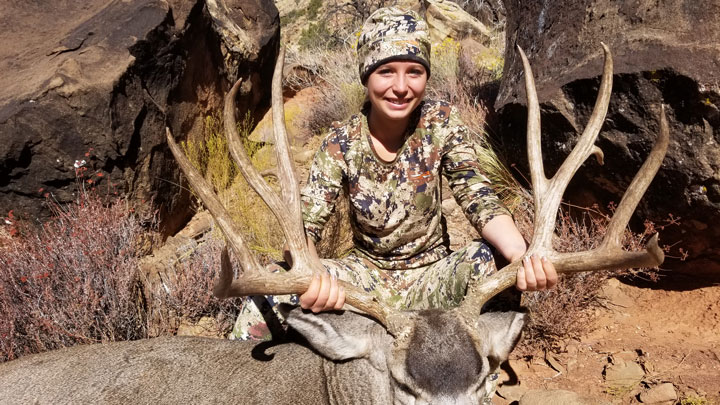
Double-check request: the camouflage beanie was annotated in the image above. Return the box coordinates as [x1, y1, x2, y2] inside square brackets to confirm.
[357, 7, 431, 84]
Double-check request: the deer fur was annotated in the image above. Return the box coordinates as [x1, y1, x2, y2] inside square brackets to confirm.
[0, 307, 525, 404]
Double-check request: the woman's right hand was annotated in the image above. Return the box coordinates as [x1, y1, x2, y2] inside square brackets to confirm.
[299, 272, 346, 313]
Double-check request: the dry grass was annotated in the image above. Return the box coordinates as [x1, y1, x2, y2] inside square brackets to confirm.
[286, 45, 366, 136]
[0, 126, 278, 361]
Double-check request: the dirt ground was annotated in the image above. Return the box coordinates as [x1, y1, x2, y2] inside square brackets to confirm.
[494, 274, 720, 404]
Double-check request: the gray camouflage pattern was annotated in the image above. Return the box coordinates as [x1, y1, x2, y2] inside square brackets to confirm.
[357, 7, 431, 83]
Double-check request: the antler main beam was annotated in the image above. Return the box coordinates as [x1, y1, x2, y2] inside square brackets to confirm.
[166, 47, 409, 335]
[456, 44, 668, 321]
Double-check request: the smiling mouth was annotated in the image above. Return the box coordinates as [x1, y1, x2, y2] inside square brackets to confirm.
[386, 98, 411, 106]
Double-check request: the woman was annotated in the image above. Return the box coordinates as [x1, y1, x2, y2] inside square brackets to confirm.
[234, 7, 556, 339]
[297, 7, 556, 313]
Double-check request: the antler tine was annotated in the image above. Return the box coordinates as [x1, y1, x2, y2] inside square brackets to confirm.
[517, 45, 549, 203]
[524, 43, 614, 252]
[165, 127, 263, 277]
[455, 44, 667, 323]
[600, 105, 670, 249]
[168, 47, 410, 336]
[268, 47, 316, 269]
[223, 71, 314, 272]
[271, 47, 303, 218]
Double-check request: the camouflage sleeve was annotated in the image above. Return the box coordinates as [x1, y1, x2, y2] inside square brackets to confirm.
[441, 107, 511, 231]
[301, 129, 347, 243]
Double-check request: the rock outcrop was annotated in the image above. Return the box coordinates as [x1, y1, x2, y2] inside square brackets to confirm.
[448, 0, 505, 29]
[0, 0, 279, 233]
[423, 0, 493, 45]
[495, 0, 720, 275]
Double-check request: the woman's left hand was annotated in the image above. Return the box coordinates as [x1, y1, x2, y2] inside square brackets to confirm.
[515, 254, 558, 291]
[479, 215, 558, 291]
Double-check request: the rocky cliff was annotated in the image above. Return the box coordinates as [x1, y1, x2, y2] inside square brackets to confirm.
[0, 0, 279, 233]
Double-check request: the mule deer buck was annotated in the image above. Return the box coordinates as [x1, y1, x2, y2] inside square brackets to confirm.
[0, 44, 667, 404]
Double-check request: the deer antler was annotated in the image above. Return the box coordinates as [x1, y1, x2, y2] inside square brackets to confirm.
[166, 47, 410, 336]
[456, 43, 668, 322]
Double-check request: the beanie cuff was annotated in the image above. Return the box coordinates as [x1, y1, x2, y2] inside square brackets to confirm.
[360, 54, 431, 84]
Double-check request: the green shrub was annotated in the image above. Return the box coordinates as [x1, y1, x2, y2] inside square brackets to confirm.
[307, 0, 322, 20]
[298, 21, 337, 50]
[280, 8, 306, 27]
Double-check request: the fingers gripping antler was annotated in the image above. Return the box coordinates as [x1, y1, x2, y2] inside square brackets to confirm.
[166, 47, 409, 335]
[456, 44, 668, 321]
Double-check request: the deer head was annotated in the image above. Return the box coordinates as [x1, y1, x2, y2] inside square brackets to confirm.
[165, 44, 667, 403]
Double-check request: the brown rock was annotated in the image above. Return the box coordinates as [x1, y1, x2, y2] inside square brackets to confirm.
[496, 383, 528, 402]
[0, 0, 279, 235]
[519, 389, 611, 405]
[423, 0, 493, 44]
[604, 360, 644, 388]
[639, 383, 677, 404]
[457, 38, 504, 86]
[249, 87, 320, 144]
[612, 350, 639, 363]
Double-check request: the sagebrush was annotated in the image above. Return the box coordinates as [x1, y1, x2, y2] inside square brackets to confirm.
[0, 191, 150, 362]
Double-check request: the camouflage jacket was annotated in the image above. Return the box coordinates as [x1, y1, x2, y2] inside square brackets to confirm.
[301, 100, 510, 270]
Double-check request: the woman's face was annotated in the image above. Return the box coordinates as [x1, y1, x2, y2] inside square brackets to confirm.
[366, 60, 428, 123]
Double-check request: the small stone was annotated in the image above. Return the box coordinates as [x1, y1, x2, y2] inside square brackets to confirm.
[545, 353, 566, 374]
[598, 278, 635, 308]
[496, 383, 528, 401]
[519, 389, 611, 405]
[604, 360, 644, 388]
[613, 350, 639, 363]
[566, 356, 578, 372]
[639, 383, 677, 404]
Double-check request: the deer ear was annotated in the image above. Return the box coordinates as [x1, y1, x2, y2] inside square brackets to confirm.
[283, 306, 379, 361]
[476, 311, 528, 369]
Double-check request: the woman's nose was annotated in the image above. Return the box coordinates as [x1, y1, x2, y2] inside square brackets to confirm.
[392, 75, 408, 94]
